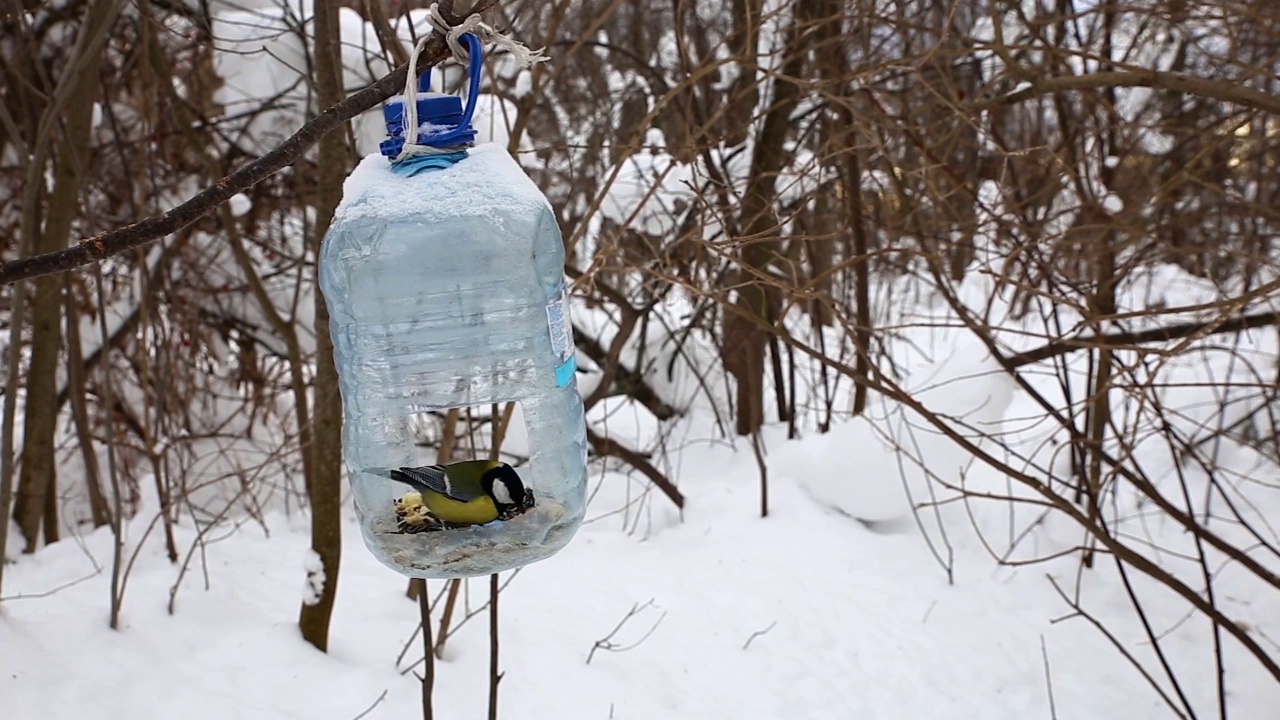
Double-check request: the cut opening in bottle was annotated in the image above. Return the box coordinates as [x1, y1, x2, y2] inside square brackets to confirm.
[385, 402, 535, 535]
[350, 393, 587, 579]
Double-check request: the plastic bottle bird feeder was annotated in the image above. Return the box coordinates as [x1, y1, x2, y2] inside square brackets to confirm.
[318, 35, 587, 579]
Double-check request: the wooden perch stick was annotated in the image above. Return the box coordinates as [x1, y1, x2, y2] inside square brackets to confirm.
[0, 0, 501, 286]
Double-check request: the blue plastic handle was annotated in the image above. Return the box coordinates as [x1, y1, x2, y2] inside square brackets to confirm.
[459, 33, 483, 132]
[413, 33, 483, 148]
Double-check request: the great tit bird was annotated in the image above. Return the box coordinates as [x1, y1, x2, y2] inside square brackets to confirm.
[387, 460, 534, 528]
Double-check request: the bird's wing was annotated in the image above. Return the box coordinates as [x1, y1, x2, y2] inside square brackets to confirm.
[389, 464, 482, 503]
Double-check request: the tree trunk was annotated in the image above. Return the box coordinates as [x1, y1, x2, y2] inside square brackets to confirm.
[11, 150, 57, 553]
[1082, 4, 1121, 569]
[723, 5, 811, 436]
[720, 0, 762, 148]
[63, 282, 111, 528]
[299, 0, 349, 652]
[13, 0, 123, 551]
[813, 0, 871, 415]
[0, 280, 29, 599]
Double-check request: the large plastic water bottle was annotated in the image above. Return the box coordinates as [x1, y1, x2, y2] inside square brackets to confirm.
[318, 36, 587, 579]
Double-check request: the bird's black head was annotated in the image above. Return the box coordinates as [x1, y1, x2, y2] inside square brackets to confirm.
[481, 463, 535, 514]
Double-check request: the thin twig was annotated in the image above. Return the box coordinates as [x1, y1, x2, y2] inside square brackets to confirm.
[94, 264, 125, 631]
[1040, 636, 1058, 720]
[1111, 554, 1199, 719]
[1047, 577, 1189, 720]
[433, 579, 462, 659]
[351, 690, 389, 720]
[488, 572, 500, 720]
[0, 568, 102, 601]
[742, 621, 777, 650]
[416, 579, 434, 720]
[406, 571, 522, 673]
[587, 599, 666, 665]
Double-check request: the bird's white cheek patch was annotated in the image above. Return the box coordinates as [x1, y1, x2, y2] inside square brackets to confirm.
[492, 482, 514, 506]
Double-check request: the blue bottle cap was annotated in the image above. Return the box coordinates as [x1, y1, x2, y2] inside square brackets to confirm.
[379, 43, 483, 159]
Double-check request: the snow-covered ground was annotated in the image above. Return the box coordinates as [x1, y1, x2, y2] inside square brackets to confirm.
[0, 439, 1235, 720]
[4, 316, 1277, 719]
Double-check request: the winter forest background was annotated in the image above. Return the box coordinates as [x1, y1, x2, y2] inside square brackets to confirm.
[2, 0, 1279, 718]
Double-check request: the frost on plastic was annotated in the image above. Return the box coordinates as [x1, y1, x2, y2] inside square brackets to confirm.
[320, 143, 588, 579]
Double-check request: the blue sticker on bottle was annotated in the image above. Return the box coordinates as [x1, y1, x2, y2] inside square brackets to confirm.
[554, 356, 577, 388]
[546, 284, 576, 387]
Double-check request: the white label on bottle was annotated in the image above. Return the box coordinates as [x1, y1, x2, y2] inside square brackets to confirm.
[546, 285, 574, 363]
[547, 284, 576, 388]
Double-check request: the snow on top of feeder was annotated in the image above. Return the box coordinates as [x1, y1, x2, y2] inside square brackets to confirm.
[335, 142, 552, 223]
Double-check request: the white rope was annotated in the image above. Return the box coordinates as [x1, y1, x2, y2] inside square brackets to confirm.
[396, 2, 549, 161]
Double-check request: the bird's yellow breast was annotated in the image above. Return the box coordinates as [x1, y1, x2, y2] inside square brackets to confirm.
[422, 491, 498, 526]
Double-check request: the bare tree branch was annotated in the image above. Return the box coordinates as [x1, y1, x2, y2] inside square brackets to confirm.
[984, 69, 1280, 116]
[1006, 310, 1280, 369]
[0, 0, 502, 286]
[585, 427, 685, 509]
